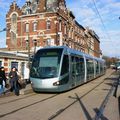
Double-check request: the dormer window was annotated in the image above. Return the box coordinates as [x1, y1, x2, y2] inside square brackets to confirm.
[46, 0, 58, 11]
[59, 1, 66, 10]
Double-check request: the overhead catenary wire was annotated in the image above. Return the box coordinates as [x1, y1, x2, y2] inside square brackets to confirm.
[91, 0, 111, 41]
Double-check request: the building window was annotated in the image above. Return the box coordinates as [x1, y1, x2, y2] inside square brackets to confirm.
[11, 62, 18, 70]
[68, 29, 71, 38]
[72, 28, 74, 39]
[11, 13, 17, 41]
[11, 31, 16, 41]
[25, 23, 29, 32]
[46, 38, 51, 46]
[11, 13, 17, 25]
[46, 20, 51, 30]
[64, 24, 67, 34]
[59, 21, 62, 31]
[33, 22, 37, 31]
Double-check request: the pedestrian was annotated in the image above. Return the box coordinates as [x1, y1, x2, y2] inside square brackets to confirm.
[0, 67, 7, 95]
[9, 67, 19, 96]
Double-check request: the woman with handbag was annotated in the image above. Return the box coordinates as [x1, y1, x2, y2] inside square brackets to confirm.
[9, 67, 20, 96]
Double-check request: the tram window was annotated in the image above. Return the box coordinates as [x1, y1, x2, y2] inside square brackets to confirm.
[30, 48, 63, 78]
[71, 56, 76, 74]
[76, 57, 85, 74]
[80, 58, 85, 74]
[71, 56, 85, 81]
[95, 61, 99, 75]
[61, 55, 69, 75]
[100, 63, 103, 74]
[76, 57, 80, 73]
[86, 59, 94, 78]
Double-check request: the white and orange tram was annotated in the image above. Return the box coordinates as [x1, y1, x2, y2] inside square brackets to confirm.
[30, 46, 106, 92]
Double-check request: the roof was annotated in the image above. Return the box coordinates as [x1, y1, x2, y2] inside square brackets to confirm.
[0, 51, 28, 60]
[37, 46, 104, 62]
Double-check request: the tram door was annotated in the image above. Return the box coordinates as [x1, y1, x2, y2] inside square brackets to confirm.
[71, 56, 85, 87]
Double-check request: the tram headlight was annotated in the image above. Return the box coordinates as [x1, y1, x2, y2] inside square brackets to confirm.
[53, 81, 60, 86]
[53, 77, 69, 86]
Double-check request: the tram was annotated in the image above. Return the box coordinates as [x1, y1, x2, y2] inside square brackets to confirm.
[30, 46, 106, 92]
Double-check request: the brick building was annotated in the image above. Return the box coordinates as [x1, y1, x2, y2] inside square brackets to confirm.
[6, 0, 101, 57]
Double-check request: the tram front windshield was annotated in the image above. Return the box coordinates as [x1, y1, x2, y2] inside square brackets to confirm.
[30, 48, 63, 79]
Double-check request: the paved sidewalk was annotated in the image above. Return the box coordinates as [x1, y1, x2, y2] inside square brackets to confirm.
[19, 84, 33, 95]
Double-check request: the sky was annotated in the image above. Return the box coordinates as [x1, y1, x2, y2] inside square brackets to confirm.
[0, 0, 120, 58]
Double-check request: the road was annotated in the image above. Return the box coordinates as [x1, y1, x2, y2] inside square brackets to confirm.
[0, 69, 119, 120]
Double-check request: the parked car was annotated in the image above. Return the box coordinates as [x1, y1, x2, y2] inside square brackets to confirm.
[110, 64, 116, 69]
[117, 66, 120, 70]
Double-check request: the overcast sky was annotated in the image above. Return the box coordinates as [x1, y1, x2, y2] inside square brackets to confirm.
[0, 0, 120, 57]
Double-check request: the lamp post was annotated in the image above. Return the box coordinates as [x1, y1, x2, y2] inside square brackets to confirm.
[26, 33, 30, 69]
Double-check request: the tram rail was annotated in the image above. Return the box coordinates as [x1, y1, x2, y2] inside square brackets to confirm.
[48, 74, 116, 120]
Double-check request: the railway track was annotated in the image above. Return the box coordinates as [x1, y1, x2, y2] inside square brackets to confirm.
[0, 93, 59, 118]
[48, 72, 117, 120]
[0, 69, 117, 120]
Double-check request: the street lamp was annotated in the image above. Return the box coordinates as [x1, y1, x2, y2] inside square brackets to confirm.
[26, 33, 30, 69]
[0, 28, 7, 32]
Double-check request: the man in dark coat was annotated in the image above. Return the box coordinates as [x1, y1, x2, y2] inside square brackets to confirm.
[9, 67, 19, 96]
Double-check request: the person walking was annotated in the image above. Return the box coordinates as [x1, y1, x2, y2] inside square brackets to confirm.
[9, 67, 19, 96]
[0, 67, 7, 95]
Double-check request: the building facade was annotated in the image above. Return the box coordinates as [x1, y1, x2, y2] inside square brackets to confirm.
[0, 51, 28, 78]
[6, 0, 101, 57]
